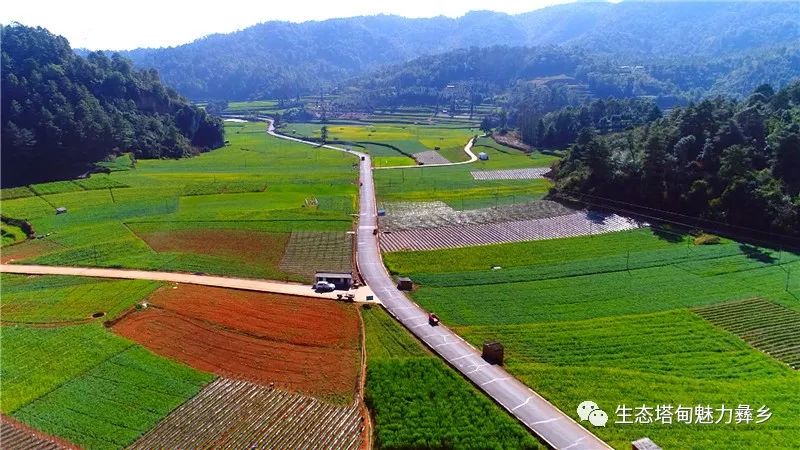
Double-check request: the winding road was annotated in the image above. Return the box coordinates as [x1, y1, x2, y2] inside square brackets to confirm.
[2, 118, 610, 449]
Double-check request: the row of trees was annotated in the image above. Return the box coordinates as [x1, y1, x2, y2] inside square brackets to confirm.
[1, 25, 225, 186]
[554, 82, 800, 237]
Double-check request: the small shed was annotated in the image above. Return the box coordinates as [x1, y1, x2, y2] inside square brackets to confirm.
[315, 272, 353, 290]
[478, 152, 489, 161]
[55, 207, 68, 215]
[397, 277, 413, 291]
[482, 341, 504, 365]
[631, 438, 661, 450]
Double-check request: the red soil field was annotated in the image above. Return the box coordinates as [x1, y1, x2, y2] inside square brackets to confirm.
[112, 284, 361, 399]
[135, 229, 289, 267]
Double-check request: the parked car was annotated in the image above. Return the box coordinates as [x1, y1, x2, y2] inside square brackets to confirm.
[314, 281, 336, 292]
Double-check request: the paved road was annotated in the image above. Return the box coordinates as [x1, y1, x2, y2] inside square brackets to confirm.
[265, 119, 610, 449]
[0, 264, 377, 302]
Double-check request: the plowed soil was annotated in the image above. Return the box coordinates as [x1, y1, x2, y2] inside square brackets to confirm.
[112, 284, 361, 399]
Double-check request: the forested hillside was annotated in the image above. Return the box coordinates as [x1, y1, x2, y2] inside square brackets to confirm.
[1, 25, 224, 186]
[340, 45, 800, 110]
[554, 82, 800, 237]
[121, 2, 799, 100]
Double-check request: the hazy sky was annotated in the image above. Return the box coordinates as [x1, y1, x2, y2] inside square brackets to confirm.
[2, 0, 577, 50]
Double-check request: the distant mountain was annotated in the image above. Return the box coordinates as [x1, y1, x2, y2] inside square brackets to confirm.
[120, 2, 800, 100]
[335, 45, 800, 112]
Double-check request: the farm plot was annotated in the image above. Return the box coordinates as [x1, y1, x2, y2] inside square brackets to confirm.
[470, 167, 550, 180]
[0, 186, 36, 200]
[283, 122, 473, 166]
[1, 323, 134, 414]
[694, 298, 800, 369]
[13, 346, 211, 450]
[413, 150, 451, 165]
[380, 200, 575, 232]
[0, 274, 160, 323]
[362, 307, 540, 449]
[366, 358, 540, 449]
[456, 309, 800, 449]
[0, 415, 75, 450]
[380, 211, 643, 252]
[1, 122, 358, 277]
[2, 223, 27, 246]
[129, 378, 364, 450]
[131, 226, 297, 280]
[112, 284, 361, 402]
[279, 231, 353, 279]
[392, 218, 800, 449]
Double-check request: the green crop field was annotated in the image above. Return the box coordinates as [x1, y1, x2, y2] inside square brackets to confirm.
[1, 324, 134, 414]
[383, 226, 800, 449]
[362, 306, 540, 449]
[1, 121, 359, 281]
[694, 298, 800, 369]
[280, 122, 475, 167]
[13, 345, 211, 450]
[2, 278, 213, 450]
[1, 274, 160, 323]
[373, 136, 558, 209]
[1, 223, 27, 246]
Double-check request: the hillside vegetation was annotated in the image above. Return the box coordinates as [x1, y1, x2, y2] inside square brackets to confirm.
[554, 82, 800, 237]
[1, 25, 224, 186]
[120, 3, 799, 100]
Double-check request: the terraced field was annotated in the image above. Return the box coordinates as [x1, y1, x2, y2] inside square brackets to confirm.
[130, 378, 364, 450]
[694, 298, 800, 369]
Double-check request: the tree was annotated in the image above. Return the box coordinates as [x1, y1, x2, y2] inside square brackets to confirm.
[320, 125, 329, 143]
[479, 116, 493, 135]
[770, 124, 800, 194]
[553, 81, 800, 237]
[1, 24, 224, 186]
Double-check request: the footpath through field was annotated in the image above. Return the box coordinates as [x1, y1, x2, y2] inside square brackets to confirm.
[265, 118, 611, 449]
[0, 264, 377, 303]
